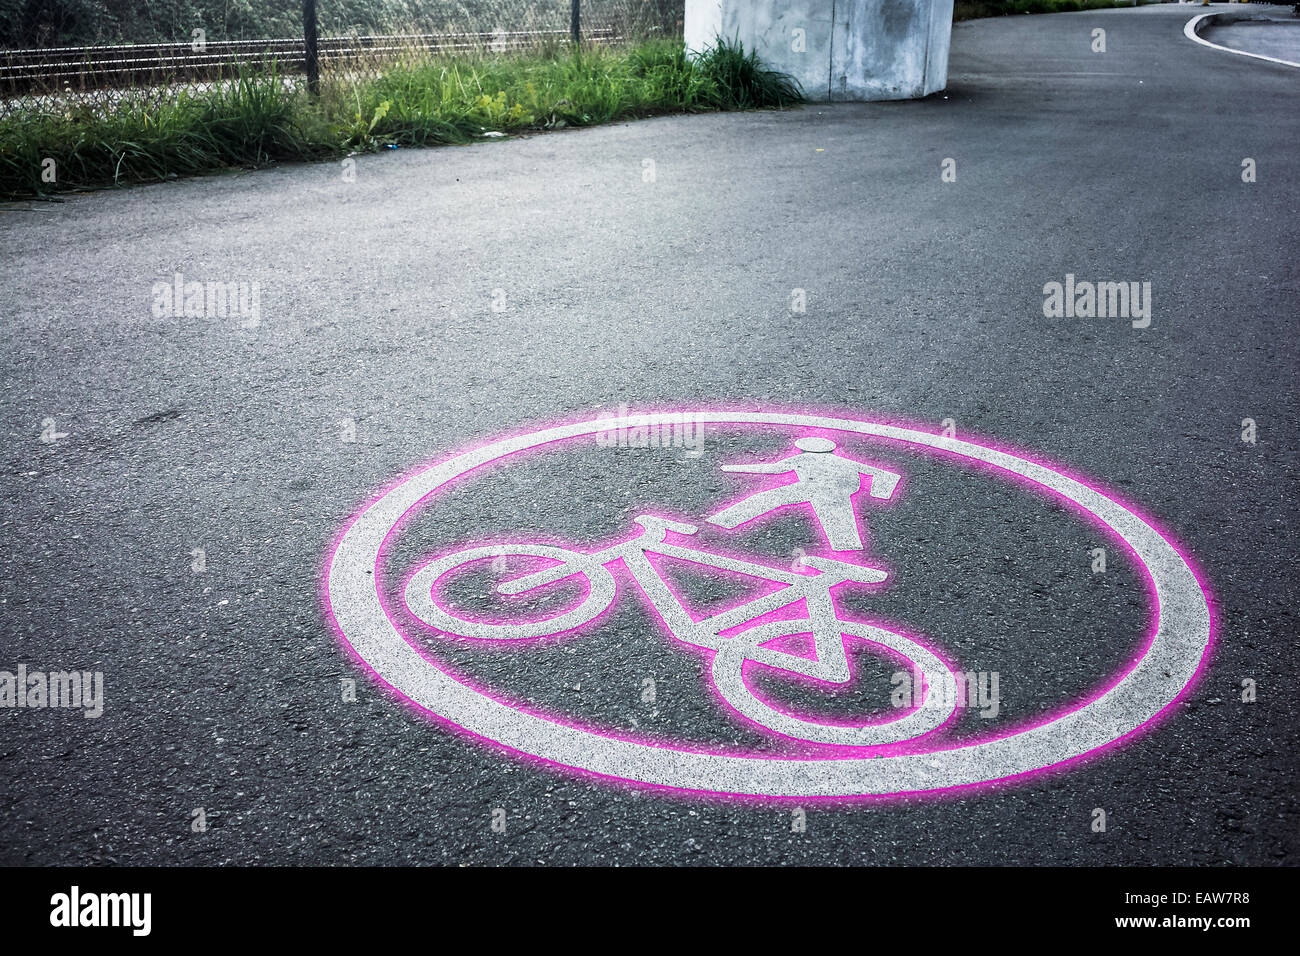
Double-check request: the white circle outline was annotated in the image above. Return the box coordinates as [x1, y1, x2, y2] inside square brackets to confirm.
[325, 413, 1212, 798]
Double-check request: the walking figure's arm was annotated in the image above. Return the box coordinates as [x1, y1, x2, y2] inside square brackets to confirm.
[858, 465, 901, 499]
[719, 457, 797, 475]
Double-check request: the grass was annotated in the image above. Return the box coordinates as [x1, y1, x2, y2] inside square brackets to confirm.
[0, 38, 802, 201]
[955, 0, 1149, 20]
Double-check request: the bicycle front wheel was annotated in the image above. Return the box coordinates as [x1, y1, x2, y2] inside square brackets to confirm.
[710, 620, 959, 748]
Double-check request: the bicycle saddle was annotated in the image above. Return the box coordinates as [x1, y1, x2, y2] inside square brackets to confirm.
[796, 555, 888, 584]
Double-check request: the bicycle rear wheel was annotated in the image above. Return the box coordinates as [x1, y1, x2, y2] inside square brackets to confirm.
[404, 544, 616, 641]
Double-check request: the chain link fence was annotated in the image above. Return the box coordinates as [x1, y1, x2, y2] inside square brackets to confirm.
[0, 1, 684, 118]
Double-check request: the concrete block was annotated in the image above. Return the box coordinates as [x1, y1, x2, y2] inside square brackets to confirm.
[685, 0, 954, 101]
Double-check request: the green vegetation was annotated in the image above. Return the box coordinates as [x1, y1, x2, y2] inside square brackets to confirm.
[954, 0, 1145, 21]
[0, 38, 799, 201]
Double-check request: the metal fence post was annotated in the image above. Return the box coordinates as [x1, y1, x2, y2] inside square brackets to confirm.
[571, 0, 581, 45]
[303, 0, 320, 94]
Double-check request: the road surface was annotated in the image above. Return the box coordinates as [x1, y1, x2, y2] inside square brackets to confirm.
[1, 5, 1296, 865]
[1202, 18, 1300, 64]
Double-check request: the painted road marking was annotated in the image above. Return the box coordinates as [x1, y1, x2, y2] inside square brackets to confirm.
[325, 412, 1212, 799]
[706, 437, 899, 552]
[403, 508, 958, 748]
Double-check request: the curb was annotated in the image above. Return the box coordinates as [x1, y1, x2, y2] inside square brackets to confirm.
[1184, 10, 1300, 68]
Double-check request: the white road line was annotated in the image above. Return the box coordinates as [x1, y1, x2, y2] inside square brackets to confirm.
[1184, 13, 1300, 70]
[955, 72, 1138, 77]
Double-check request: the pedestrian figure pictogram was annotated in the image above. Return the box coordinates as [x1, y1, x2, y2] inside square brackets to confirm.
[706, 437, 901, 551]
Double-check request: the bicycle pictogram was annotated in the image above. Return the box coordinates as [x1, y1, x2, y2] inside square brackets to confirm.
[404, 437, 957, 747]
[327, 411, 1213, 798]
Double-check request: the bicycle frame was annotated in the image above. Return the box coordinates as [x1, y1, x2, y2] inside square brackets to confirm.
[501, 516, 888, 670]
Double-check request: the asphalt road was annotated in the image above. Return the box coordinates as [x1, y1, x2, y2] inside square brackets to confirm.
[1, 5, 1297, 865]
[1204, 19, 1300, 63]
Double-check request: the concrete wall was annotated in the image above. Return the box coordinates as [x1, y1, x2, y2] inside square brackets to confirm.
[684, 0, 954, 101]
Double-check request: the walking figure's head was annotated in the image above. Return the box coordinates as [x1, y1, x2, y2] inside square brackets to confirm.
[794, 437, 837, 453]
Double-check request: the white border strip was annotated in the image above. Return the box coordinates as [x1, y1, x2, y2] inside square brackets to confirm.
[1184, 13, 1300, 70]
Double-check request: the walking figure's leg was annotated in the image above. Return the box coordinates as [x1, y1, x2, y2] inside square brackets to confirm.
[707, 486, 804, 529]
[808, 492, 864, 551]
